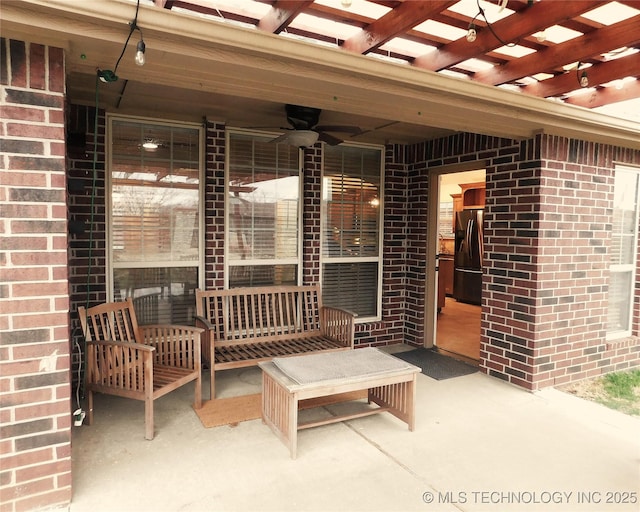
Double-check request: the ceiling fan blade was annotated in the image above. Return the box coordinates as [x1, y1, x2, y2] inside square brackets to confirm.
[315, 125, 363, 135]
[317, 131, 343, 146]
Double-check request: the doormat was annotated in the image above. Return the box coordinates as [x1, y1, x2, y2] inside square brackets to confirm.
[391, 348, 478, 380]
[194, 390, 368, 428]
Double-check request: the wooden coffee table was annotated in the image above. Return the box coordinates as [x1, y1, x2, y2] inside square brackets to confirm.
[259, 348, 420, 458]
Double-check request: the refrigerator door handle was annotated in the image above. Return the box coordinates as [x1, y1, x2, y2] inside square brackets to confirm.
[466, 218, 474, 260]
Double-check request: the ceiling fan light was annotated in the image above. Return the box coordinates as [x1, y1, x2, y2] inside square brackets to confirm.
[286, 130, 319, 147]
[142, 140, 158, 150]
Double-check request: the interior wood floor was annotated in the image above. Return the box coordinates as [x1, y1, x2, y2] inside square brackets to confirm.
[436, 297, 481, 363]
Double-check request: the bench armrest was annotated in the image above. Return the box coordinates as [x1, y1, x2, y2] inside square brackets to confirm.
[139, 325, 203, 370]
[194, 315, 214, 332]
[194, 316, 215, 366]
[320, 306, 356, 349]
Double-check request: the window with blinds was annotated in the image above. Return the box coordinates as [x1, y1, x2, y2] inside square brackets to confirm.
[226, 131, 301, 287]
[607, 165, 640, 339]
[322, 144, 383, 320]
[109, 118, 202, 325]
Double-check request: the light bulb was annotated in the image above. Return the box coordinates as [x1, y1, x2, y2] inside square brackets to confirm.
[341, 0, 352, 7]
[579, 71, 589, 88]
[466, 25, 477, 43]
[135, 39, 146, 66]
[535, 30, 547, 43]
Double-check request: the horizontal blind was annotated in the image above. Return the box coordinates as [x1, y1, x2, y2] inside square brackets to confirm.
[109, 118, 201, 325]
[227, 132, 300, 287]
[607, 167, 640, 336]
[322, 144, 382, 318]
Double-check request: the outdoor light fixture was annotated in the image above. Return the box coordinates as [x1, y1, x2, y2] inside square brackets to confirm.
[535, 30, 547, 43]
[97, 0, 146, 82]
[576, 62, 589, 88]
[580, 71, 589, 88]
[135, 38, 146, 66]
[465, 0, 523, 48]
[466, 24, 477, 42]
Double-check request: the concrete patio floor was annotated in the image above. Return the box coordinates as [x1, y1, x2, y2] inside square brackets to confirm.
[69, 345, 640, 512]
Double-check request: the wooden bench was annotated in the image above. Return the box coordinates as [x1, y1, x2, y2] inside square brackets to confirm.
[78, 298, 203, 440]
[195, 285, 355, 399]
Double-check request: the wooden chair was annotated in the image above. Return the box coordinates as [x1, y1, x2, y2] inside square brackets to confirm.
[78, 298, 203, 440]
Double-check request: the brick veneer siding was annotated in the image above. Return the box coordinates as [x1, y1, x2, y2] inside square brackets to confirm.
[410, 132, 640, 390]
[66, 111, 639, 398]
[203, 121, 226, 289]
[66, 104, 107, 391]
[0, 39, 72, 511]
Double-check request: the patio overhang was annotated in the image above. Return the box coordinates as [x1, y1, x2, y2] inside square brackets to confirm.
[2, 0, 639, 149]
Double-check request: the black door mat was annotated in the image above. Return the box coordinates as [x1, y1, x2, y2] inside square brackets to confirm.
[391, 348, 478, 380]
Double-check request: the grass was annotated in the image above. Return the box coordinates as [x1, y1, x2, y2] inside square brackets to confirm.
[561, 369, 640, 416]
[599, 370, 640, 414]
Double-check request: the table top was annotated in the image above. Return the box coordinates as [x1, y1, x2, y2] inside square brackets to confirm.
[260, 348, 420, 394]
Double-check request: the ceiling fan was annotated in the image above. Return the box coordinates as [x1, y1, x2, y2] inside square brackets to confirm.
[268, 104, 362, 147]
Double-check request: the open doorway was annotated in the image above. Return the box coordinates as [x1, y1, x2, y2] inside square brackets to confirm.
[434, 169, 485, 363]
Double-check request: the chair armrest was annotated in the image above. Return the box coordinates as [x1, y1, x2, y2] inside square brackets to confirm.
[139, 325, 203, 370]
[319, 306, 356, 349]
[87, 340, 155, 352]
[85, 340, 154, 390]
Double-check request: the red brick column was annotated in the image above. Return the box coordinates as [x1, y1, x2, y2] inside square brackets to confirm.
[0, 38, 72, 511]
[203, 121, 226, 289]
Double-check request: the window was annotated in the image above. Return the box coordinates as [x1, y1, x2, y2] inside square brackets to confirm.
[322, 144, 383, 320]
[226, 131, 302, 287]
[607, 165, 640, 339]
[108, 117, 202, 325]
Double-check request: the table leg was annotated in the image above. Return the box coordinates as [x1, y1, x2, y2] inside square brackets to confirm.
[288, 392, 298, 459]
[368, 375, 416, 430]
[262, 370, 299, 458]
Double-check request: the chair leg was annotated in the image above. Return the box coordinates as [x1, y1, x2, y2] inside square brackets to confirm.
[87, 389, 94, 425]
[194, 374, 202, 409]
[145, 396, 154, 440]
[210, 366, 215, 401]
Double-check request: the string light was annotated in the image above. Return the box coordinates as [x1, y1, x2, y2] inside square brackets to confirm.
[466, 24, 477, 42]
[135, 38, 146, 66]
[576, 62, 589, 88]
[97, 0, 146, 82]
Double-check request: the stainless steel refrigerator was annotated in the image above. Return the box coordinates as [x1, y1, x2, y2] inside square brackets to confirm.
[453, 209, 483, 305]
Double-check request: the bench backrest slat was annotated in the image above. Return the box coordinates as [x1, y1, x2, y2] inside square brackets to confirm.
[196, 285, 323, 342]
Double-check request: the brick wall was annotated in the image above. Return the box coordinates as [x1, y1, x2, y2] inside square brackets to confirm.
[302, 144, 322, 285]
[351, 144, 410, 347]
[66, 104, 107, 388]
[0, 38, 72, 511]
[66, 113, 640, 398]
[203, 121, 226, 289]
[531, 135, 640, 388]
[411, 132, 640, 390]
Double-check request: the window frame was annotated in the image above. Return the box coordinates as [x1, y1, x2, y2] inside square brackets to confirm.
[607, 163, 640, 340]
[320, 142, 384, 323]
[106, 114, 205, 307]
[224, 128, 303, 289]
